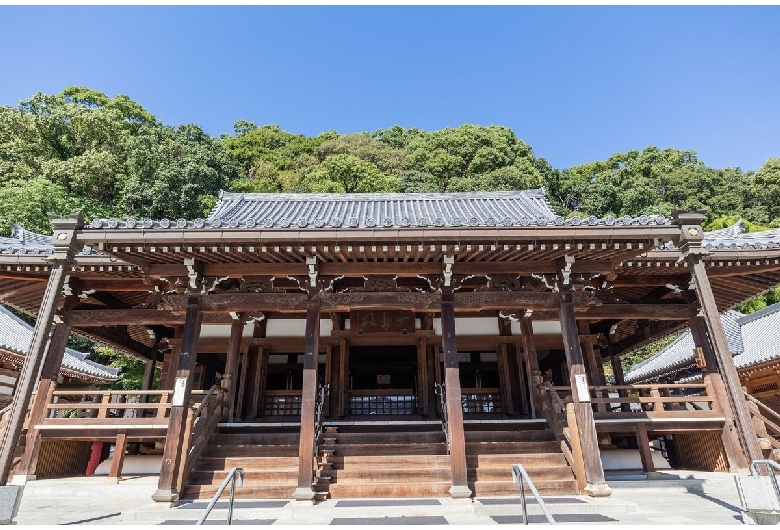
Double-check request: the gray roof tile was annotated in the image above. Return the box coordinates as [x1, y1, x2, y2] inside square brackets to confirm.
[0, 305, 119, 381]
[626, 304, 780, 383]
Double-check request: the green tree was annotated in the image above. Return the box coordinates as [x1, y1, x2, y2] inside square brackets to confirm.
[300, 154, 400, 193]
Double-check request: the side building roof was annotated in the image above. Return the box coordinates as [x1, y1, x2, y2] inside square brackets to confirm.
[0, 305, 119, 383]
[625, 301, 780, 383]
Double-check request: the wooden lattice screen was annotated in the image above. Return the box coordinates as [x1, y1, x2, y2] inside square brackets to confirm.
[34, 440, 92, 478]
[673, 432, 729, 472]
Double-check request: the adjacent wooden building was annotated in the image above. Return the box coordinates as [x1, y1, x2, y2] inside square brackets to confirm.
[0, 191, 779, 500]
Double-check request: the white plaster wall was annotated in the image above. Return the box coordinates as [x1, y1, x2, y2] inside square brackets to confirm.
[265, 319, 333, 337]
[510, 320, 562, 336]
[432, 317, 499, 336]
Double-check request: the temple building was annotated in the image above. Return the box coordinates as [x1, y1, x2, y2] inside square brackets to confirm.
[0, 190, 779, 501]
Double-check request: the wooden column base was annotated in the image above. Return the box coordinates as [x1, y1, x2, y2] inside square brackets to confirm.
[151, 489, 179, 503]
[292, 487, 316, 501]
[449, 485, 473, 499]
[584, 483, 613, 497]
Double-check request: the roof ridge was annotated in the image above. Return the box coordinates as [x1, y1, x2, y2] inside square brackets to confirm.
[737, 301, 780, 326]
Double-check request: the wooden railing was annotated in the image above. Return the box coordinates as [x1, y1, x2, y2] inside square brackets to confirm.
[178, 385, 226, 492]
[461, 388, 502, 414]
[39, 389, 214, 426]
[538, 382, 585, 492]
[745, 391, 780, 455]
[550, 383, 719, 419]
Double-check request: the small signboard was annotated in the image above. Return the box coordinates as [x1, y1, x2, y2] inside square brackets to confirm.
[377, 374, 391, 385]
[172, 377, 187, 406]
[351, 310, 414, 334]
[694, 347, 706, 368]
[574, 374, 591, 403]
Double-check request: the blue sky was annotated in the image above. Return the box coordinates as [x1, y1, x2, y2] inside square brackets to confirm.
[1, 6, 778, 171]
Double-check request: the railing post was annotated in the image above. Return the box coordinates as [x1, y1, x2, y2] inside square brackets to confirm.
[565, 402, 587, 492]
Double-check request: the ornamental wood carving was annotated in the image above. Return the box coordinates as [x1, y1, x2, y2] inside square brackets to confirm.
[360, 276, 398, 292]
[350, 310, 415, 333]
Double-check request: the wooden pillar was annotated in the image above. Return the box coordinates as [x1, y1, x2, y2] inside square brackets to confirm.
[636, 424, 656, 474]
[153, 297, 203, 502]
[559, 292, 611, 497]
[498, 317, 522, 415]
[689, 312, 746, 470]
[293, 299, 320, 501]
[223, 316, 245, 422]
[441, 292, 472, 498]
[13, 294, 78, 483]
[107, 432, 128, 484]
[519, 315, 539, 419]
[0, 214, 82, 486]
[337, 338, 349, 417]
[608, 346, 631, 413]
[417, 337, 429, 416]
[676, 210, 762, 466]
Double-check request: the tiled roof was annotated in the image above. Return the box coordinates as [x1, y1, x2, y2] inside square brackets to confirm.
[624, 310, 744, 382]
[700, 220, 780, 250]
[0, 223, 98, 256]
[0, 305, 119, 381]
[82, 190, 671, 230]
[625, 303, 780, 383]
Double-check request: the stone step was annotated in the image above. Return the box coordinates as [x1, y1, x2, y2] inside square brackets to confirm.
[468, 465, 574, 481]
[203, 445, 299, 457]
[331, 431, 445, 444]
[465, 440, 561, 454]
[328, 481, 453, 498]
[188, 469, 298, 484]
[466, 453, 569, 467]
[331, 455, 452, 468]
[210, 433, 300, 445]
[182, 483, 297, 500]
[332, 443, 446, 456]
[471, 479, 579, 496]
[195, 456, 299, 470]
[331, 468, 452, 482]
[464, 430, 554, 443]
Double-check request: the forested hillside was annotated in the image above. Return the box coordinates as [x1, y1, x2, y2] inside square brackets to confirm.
[2, 86, 778, 383]
[2, 87, 779, 238]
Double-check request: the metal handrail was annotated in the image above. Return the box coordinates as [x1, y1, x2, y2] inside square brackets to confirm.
[314, 382, 330, 460]
[196, 467, 244, 525]
[512, 464, 556, 525]
[434, 382, 450, 455]
[750, 460, 780, 503]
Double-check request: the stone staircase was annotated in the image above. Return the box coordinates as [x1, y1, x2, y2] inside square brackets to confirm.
[325, 422, 452, 498]
[182, 424, 302, 500]
[465, 420, 579, 496]
[181, 419, 578, 501]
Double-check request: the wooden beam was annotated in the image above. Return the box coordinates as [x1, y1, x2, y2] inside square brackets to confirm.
[223, 316, 244, 422]
[0, 256, 72, 486]
[152, 296, 202, 502]
[519, 316, 539, 419]
[293, 299, 320, 501]
[107, 432, 128, 483]
[559, 291, 610, 497]
[441, 292, 472, 498]
[635, 424, 655, 474]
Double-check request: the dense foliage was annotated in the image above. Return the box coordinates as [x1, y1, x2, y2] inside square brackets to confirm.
[1, 87, 779, 385]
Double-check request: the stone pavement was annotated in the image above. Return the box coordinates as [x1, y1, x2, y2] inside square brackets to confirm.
[12, 471, 746, 525]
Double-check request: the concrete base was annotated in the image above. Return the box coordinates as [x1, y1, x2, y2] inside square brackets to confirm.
[0, 486, 24, 525]
[292, 487, 315, 501]
[8, 476, 33, 487]
[644, 471, 662, 479]
[735, 475, 780, 524]
[584, 482, 613, 497]
[151, 488, 179, 503]
[449, 485, 473, 499]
